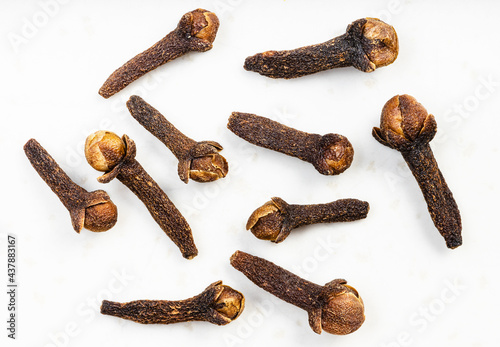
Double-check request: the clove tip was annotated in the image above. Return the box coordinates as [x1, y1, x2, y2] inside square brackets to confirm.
[360, 18, 399, 69]
[83, 201, 118, 232]
[85, 131, 126, 172]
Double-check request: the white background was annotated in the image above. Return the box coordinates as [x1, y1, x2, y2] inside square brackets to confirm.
[1, 1, 499, 346]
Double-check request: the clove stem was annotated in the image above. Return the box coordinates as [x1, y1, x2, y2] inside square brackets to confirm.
[85, 131, 197, 258]
[228, 112, 353, 175]
[99, 9, 220, 98]
[244, 18, 398, 78]
[101, 281, 244, 326]
[24, 139, 117, 233]
[401, 145, 462, 248]
[127, 95, 228, 183]
[230, 251, 365, 335]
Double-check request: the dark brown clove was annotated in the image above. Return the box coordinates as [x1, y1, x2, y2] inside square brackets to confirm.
[23, 138, 118, 233]
[99, 9, 220, 98]
[247, 197, 369, 243]
[230, 251, 364, 335]
[244, 17, 398, 79]
[101, 281, 244, 326]
[126, 95, 228, 183]
[84, 130, 197, 259]
[372, 94, 462, 249]
[228, 112, 354, 175]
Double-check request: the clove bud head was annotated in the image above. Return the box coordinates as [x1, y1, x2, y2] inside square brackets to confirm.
[319, 282, 365, 335]
[85, 131, 127, 172]
[189, 153, 228, 183]
[246, 200, 285, 242]
[213, 285, 245, 321]
[179, 9, 220, 51]
[83, 201, 118, 232]
[372, 94, 437, 151]
[355, 18, 399, 71]
[315, 134, 354, 175]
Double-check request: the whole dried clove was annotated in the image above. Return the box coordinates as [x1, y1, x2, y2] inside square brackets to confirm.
[244, 17, 398, 79]
[372, 94, 462, 249]
[247, 197, 369, 243]
[230, 251, 364, 335]
[126, 95, 228, 183]
[228, 112, 354, 175]
[99, 9, 220, 98]
[23, 139, 118, 233]
[85, 130, 197, 259]
[101, 281, 244, 326]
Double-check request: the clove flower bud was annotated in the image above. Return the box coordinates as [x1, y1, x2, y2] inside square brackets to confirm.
[101, 281, 244, 326]
[372, 94, 462, 248]
[126, 95, 228, 183]
[230, 251, 364, 335]
[99, 9, 220, 98]
[24, 138, 118, 233]
[247, 197, 369, 243]
[228, 112, 354, 175]
[85, 130, 198, 258]
[244, 17, 398, 79]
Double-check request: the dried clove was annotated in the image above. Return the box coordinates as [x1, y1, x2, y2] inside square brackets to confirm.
[23, 139, 118, 233]
[101, 281, 244, 326]
[230, 251, 364, 335]
[244, 17, 398, 79]
[99, 9, 220, 98]
[247, 197, 369, 243]
[85, 130, 197, 259]
[372, 94, 462, 249]
[126, 95, 228, 183]
[228, 112, 354, 175]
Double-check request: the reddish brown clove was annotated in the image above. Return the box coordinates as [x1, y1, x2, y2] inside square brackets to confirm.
[99, 9, 220, 98]
[230, 251, 364, 335]
[244, 17, 398, 79]
[101, 281, 244, 326]
[23, 138, 118, 233]
[126, 95, 228, 183]
[247, 197, 369, 243]
[372, 94, 462, 249]
[228, 112, 354, 175]
[85, 130, 197, 259]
